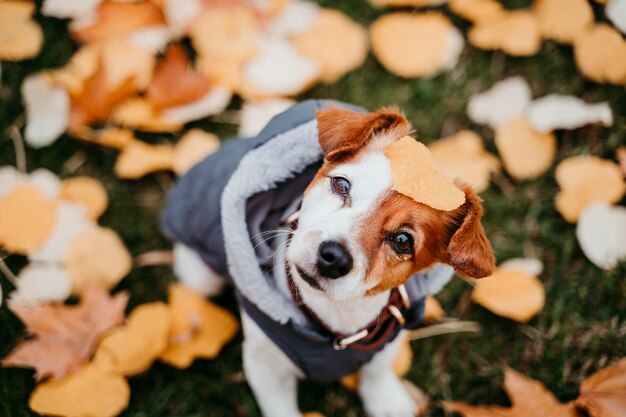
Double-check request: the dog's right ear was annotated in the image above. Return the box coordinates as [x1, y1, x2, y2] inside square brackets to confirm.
[316, 106, 410, 161]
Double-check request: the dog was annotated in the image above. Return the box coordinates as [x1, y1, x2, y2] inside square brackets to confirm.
[163, 100, 495, 417]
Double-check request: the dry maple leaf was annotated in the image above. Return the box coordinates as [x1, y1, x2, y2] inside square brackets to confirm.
[1, 287, 128, 380]
[146, 44, 213, 109]
[575, 357, 626, 417]
[445, 368, 580, 417]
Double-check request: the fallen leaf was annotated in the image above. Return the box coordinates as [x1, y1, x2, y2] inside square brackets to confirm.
[70, 64, 137, 130]
[499, 257, 544, 277]
[163, 0, 203, 37]
[448, 0, 504, 24]
[0, 185, 57, 254]
[10, 264, 72, 306]
[576, 203, 626, 270]
[0, 1, 43, 61]
[240, 36, 320, 98]
[533, 0, 594, 44]
[369, 0, 447, 7]
[0, 166, 25, 199]
[554, 156, 626, 223]
[471, 267, 545, 322]
[573, 24, 626, 85]
[292, 8, 368, 83]
[147, 44, 212, 109]
[424, 296, 446, 323]
[495, 117, 556, 180]
[269, 0, 320, 37]
[526, 95, 613, 133]
[617, 147, 626, 176]
[189, 5, 258, 63]
[65, 227, 132, 294]
[22, 74, 70, 149]
[607, 0, 626, 35]
[29, 202, 93, 264]
[238, 98, 295, 137]
[111, 98, 183, 132]
[127, 25, 171, 53]
[445, 368, 579, 417]
[1, 287, 128, 380]
[173, 129, 221, 175]
[71, 0, 166, 44]
[27, 168, 62, 200]
[94, 302, 171, 376]
[384, 137, 466, 211]
[29, 363, 130, 417]
[114, 140, 175, 179]
[162, 86, 232, 124]
[575, 357, 626, 417]
[61, 177, 109, 220]
[429, 130, 500, 193]
[467, 76, 532, 130]
[469, 11, 542, 56]
[370, 12, 464, 78]
[41, 0, 102, 20]
[160, 284, 239, 368]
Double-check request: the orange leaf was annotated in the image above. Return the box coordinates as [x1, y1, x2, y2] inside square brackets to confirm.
[70, 64, 136, 130]
[60, 176, 109, 220]
[617, 147, 626, 177]
[71, 1, 165, 44]
[445, 368, 580, 417]
[576, 358, 626, 417]
[147, 44, 213, 109]
[1, 287, 128, 380]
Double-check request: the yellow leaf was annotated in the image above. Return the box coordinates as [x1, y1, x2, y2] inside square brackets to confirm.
[0, 1, 42, 61]
[424, 296, 446, 323]
[111, 98, 183, 133]
[384, 136, 466, 211]
[94, 302, 171, 377]
[114, 140, 175, 179]
[469, 11, 542, 57]
[573, 24, 626, 85]
[160, 284, 239, 368]
[61, 177, 109, 220]
[29, 364, 130, 417]
[534, 0, 593, 44]
[173, 129, 220, 175]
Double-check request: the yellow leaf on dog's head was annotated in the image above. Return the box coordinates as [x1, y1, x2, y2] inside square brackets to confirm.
[114, 140, 175, 179]
[29, 364, 130, 417]
[471, 268, 545, 323]
[0, 185, 57, 254]
[94, 302, 171, 377]
[61, 177, 108, 220]
[495, 117, 556, 180]
[384, 137, 465, 211]
[65, 227, 132, 295]
[555, 156, 626, 223]
[160, 284, 239, 368]
[429, 130, 500, 193]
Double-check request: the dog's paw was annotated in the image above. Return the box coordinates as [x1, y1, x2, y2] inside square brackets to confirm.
[359, 375, 418, 417]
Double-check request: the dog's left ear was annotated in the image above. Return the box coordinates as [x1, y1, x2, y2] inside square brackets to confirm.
[445, 183, 496, 279]
[316, 106, 410, 161]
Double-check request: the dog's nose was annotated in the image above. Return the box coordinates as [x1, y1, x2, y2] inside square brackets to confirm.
[317, 241, 353, 279]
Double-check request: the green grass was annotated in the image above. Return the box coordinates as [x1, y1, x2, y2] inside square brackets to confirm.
[1, 1, 625, 416]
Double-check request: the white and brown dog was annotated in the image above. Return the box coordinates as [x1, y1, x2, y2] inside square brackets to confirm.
[163, 100, 495, 417]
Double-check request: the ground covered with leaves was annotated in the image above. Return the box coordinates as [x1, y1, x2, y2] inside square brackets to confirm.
[1, 0, 625, 416]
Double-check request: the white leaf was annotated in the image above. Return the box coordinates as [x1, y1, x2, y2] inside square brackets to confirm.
[9, 264, 72, 305]
[499, 257, 544, 277]
[28, 168, 62, 200]
[442, 26, 465, 71]
[238, 99, 295, 137]
[607, 0, 626, 34]
[22, 74, 70, 149]
[128, 26, 172, 53]
[30, 202, 95, 263]
[468, 77, 532, 129]
[527, 94, 613, 133]
[42, 0, 101, 20]
[243, 36, 320, 96]
[577, 202, 626, 270]
[164, 0, 202, 37]
[164, 87, 233, 124]
[269, 0, 321, 37]
[0, 166, 25, 199]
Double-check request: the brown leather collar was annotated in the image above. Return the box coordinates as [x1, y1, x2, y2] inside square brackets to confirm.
[285, 263, 411, 352]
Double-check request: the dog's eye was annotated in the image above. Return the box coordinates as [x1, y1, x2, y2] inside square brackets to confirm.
[331, 176, 351, 196]
[389, 232, 413, 254]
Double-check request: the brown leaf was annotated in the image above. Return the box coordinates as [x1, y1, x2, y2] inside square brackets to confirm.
[69, 64, 136, 130]
[71, 1, 165, 44]
[147, 44, 213, 109]
[575, 358, 626, 417]
[445, 368, 580, 417]
[1, 287, 128, 380]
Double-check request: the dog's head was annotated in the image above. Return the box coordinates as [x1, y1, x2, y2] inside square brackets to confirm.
[286, 106, 495, 300]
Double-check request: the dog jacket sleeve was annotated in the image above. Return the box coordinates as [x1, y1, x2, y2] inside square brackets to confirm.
[162, 99, 454, 382]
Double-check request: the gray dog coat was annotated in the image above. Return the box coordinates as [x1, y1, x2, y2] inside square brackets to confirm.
[162, 99, 453, 382]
